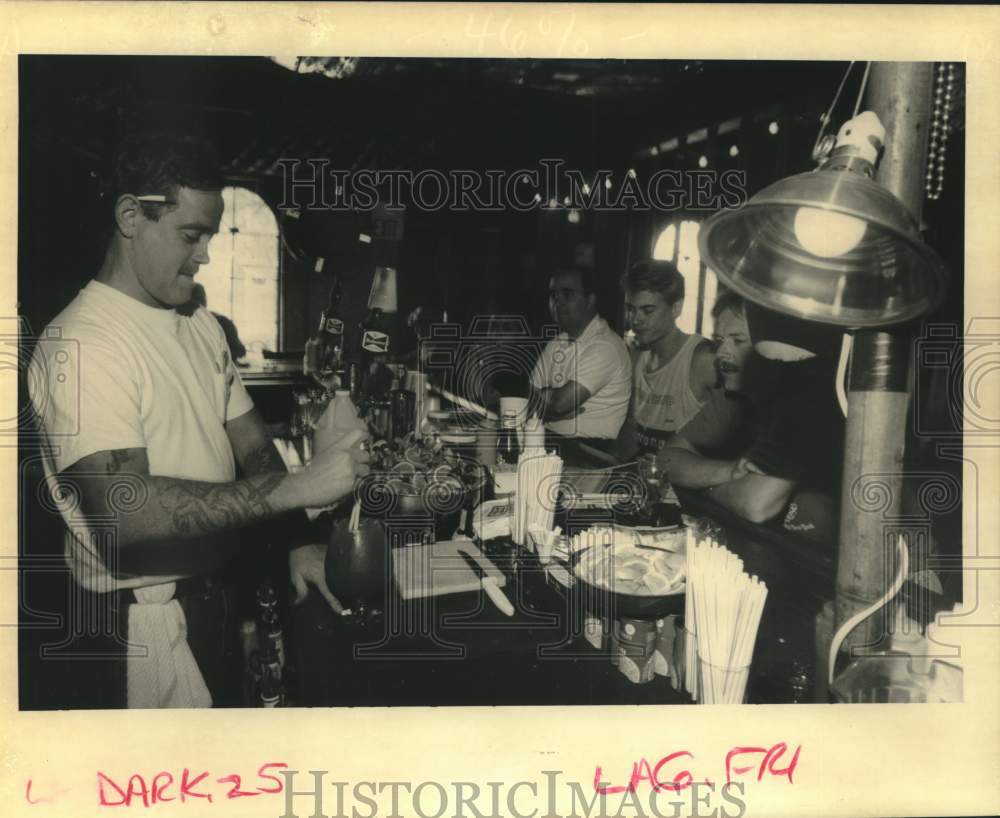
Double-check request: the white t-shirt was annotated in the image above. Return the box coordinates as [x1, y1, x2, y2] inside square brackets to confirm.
[530, 315, 632, 439]
[28, 280, 255, 591]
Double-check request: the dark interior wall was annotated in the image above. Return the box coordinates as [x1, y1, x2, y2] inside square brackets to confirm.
[17, 55, 870, 343]
[16, 56, 965, 368]
[278, 185, 631, 352]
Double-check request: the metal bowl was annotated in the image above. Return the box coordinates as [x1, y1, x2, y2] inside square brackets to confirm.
[572, 576, 685, 619]
[569, 543, 686, 619]
[357, 477, 468, 542]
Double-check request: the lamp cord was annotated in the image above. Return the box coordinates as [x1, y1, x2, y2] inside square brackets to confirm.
[835, 332, 852, 418]
[828, 534, 910, 687]
[852, 62, 872, 117]
[812, 61, 873, 162]
[812, 61, 856, 161]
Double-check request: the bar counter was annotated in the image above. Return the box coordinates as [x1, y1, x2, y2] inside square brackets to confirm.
[290, 559, 693, 706]
[289, 492, 830, 706]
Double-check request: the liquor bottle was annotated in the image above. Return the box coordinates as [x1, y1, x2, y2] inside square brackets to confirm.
[255, 581, 281, 663]
[359, 266, 398, 402]
[495, 409, 521, 466]
[256, 580, 278, 619]
[317, 278, 345, 373]
[388, 367, 415, 441]
[261, 609, 286, 672]
[257, 661, 283, 707]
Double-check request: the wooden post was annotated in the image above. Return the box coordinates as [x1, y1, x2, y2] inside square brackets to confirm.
[832, 62, 934, 657]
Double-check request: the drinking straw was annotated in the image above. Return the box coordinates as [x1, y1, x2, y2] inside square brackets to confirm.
[686, 536, 768, 704]
[429, 384, 500, 421]
[514, 451, 562, 545]
[684, 539, 696, 698]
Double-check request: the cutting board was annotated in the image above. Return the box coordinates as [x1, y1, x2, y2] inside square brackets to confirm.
[393, 539, 507, 600]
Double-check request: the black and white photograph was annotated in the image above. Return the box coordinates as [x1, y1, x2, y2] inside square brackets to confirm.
[5, 4, 999, 817]
[17, 52, 968, 708]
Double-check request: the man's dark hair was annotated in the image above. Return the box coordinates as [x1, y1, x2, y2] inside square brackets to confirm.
[621, 259, 685, 305]
[552, 266, 597, 297]
[112, 132, 224, 221]
[711, 289, 745, 320]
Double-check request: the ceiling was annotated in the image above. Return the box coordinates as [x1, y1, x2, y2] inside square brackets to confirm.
[17, 56, 967, 334]
[24, 56, 960, 180]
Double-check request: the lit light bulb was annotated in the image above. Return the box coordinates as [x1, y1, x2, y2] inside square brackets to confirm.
[792, 207, 867, 258]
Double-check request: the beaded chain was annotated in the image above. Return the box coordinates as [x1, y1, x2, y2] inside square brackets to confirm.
[925, 63, 955, 201]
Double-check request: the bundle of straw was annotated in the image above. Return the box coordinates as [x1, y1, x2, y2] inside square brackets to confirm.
[684, 531, 768, 704]
[512, 448, 563, 546]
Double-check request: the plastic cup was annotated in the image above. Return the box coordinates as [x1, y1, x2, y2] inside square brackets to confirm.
[696, 654, 750, 704]
[499, 396, 529, 427]
[682, 627, 699, 699]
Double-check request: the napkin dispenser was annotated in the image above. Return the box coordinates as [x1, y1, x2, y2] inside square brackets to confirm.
[471, 497, 513, 541]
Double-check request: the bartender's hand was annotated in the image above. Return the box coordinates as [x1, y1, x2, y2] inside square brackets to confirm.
[288, 543, 344, 613]
[293, 428, 370, 508]
[313, 423, 371, 458]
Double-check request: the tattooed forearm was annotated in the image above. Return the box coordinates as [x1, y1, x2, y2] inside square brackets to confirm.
[153, 472, 287, 536]
[64, 447, 305, 551]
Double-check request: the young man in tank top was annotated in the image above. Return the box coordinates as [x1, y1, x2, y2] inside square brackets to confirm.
[616, 259, 738, 458]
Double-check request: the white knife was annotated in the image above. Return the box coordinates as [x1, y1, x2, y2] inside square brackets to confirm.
[459, 550, 514, 616]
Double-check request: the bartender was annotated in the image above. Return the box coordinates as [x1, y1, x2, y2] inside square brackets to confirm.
[28, 130, 369, 708]
[529, 267, 632, 449]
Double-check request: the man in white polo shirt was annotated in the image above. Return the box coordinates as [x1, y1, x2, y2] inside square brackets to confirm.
[530, 267, 631, 444]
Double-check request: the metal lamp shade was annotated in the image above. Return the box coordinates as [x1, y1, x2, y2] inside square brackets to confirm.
[699, 169, 949, 327]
